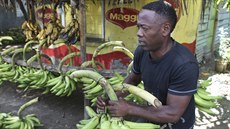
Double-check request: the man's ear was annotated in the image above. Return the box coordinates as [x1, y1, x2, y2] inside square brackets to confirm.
[161, 22, 171, 36]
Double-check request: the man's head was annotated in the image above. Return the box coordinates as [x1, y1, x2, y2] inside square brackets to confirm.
[137, 1, 177, 51]
[142, 1, 177, 32]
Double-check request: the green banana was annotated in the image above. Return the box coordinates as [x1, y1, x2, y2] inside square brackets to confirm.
[194, 93, 217, 108]
[18, 97, 39, 116]
[100, 120, 111, 129]
[82, 116, 99, 129]
[197, 88, 223, 100]
[123, 120, 160, 129]
[85, 85, 103, 94]
[199, 79, 212, 88]
[196, 104, 217, 115]
[85, 106, 97, 118]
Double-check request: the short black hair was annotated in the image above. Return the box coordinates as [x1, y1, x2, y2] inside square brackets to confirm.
[142, 1, 177, 32]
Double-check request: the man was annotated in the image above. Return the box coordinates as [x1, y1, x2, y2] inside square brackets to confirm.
[97, 1, 199, 129]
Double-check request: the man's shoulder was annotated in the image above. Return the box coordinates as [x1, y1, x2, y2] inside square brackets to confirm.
[172, 42, 197, 63]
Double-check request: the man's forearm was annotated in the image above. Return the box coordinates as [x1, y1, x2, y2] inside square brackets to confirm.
[126, 104, 180, 124]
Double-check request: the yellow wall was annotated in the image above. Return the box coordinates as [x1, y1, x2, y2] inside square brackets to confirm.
[80, 0, 202, 54]
[85, 0, 154, 53]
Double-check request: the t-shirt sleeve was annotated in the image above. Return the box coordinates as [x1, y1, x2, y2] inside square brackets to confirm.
[132, 46, 142, 74]
[168, 62, 199, 96]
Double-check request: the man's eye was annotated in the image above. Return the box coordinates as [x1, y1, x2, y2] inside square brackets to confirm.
[142, 27, 149, 31]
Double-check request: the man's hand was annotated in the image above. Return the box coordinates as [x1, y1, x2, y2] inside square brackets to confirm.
[107, 98, 130, 117]
[96, 96, 107, 110]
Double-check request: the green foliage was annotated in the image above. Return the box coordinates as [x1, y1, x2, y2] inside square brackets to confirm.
[214, 0, 230, 10]
[0, 28, 25, 44]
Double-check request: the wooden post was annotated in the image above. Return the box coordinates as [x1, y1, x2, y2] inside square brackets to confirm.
[79, 0, 88, 119]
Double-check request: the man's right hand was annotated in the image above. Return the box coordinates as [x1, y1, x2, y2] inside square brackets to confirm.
[96, 96, 107, 110]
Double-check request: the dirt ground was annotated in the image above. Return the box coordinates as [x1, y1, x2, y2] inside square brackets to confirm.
[0, 81, 84, 129]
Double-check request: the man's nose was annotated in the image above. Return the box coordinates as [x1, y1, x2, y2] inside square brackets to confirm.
[137, 29, 143, 38]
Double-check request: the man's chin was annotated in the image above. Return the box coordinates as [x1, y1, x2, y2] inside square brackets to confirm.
[139, 45, 148, 50]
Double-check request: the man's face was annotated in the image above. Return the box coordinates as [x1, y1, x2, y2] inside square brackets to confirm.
[137, 9, 165, 51]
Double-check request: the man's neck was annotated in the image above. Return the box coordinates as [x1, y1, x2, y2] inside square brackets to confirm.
[150, 39, 173, 60]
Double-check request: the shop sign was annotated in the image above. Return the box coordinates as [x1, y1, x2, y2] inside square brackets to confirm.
[35, 6, 56, 24]
[106, 7, 139, 29]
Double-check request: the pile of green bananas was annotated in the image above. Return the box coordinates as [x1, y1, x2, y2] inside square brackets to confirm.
[0, 98, 42, 129]
[76, 106, 160, 129]
[0, 113, 11, 127]
[44, 69, 77, 96]
[0, 63, 16, 82]
[1, 114, 42, 129]
[195, 79, 223, 115]
[79, 72, 145, 107]
[17, 68, 54, 90]
[80, 77, 104, 101]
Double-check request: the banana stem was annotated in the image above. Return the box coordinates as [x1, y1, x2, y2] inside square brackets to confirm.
[1, 46, 18, 56]
[36, 39, 47, 70]
[112, 46, 134, 59]
[17, 97, 39, 117]
[66, 44, 73, 66]
[26, 53, 38, 66]
[40, 53, 53, 65]
[70, 70, 118, 101]
[23, 40, 39, 61]
[12, 48, 31, 69]
[57, 52, 80, 74]
[123, 83, 162, 108]
[81, 60, 105, 69]
[92, 41, 124, 69]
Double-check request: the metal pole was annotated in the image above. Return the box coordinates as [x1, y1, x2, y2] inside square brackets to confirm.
[101, 0, 105, 41]
[79, 0, 88, 119]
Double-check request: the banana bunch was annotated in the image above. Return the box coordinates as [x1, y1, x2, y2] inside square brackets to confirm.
[80, 77, 104, 106]
[43, 53, 80, 96]
[21, 21, 41, 42]
[82, 72, 145, 107]
[0, 113, 11, 128]
[1, 114, 42, 129]
[0, 63, 16, 81]
[11, 66, 30, 83]
[108, 72, 124, 86]
[195, 79, 223, 115]
[1, 97, 42, 129]
[17, 69, 54, 91]
[44, 69, 77, 96]
[0, 63, 28, 84]
[79, 72, 123, 106]
[60, 18, 79, 44]
[76, 106, 160, 129]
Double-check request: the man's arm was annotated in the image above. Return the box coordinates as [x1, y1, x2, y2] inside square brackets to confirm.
[108, 93, 192, 123]
[123, 71, 141, 85]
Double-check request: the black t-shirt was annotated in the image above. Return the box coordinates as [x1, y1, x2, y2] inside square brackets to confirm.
[132, 41, 199, 129]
